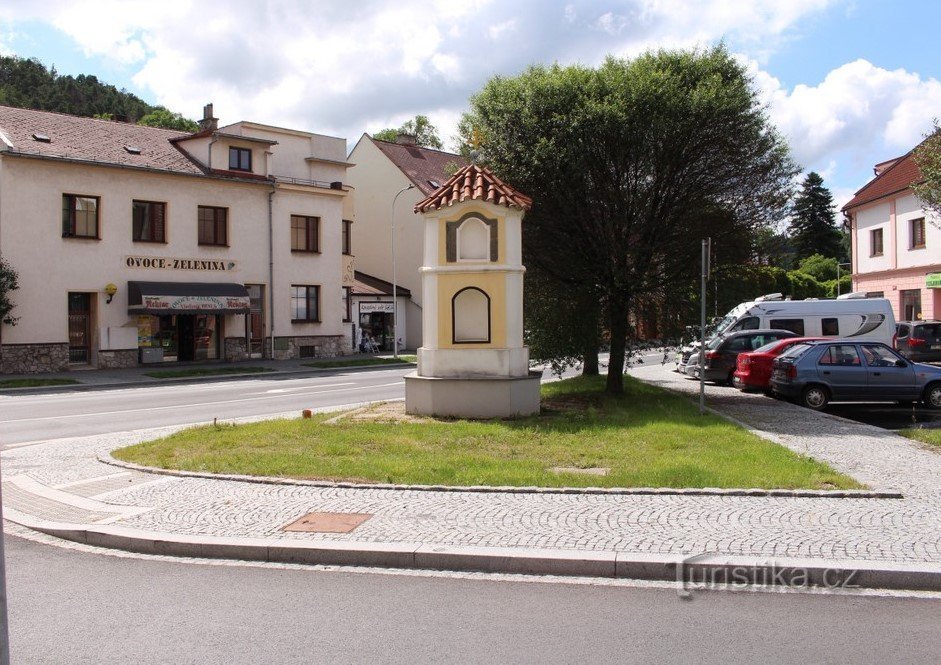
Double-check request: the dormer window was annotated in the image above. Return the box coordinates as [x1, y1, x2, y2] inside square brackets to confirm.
[32, 132, 51, 143]
[229, 146, 252, 172]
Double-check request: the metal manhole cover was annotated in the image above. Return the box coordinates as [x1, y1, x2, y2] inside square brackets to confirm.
[282, 511, 373, 533]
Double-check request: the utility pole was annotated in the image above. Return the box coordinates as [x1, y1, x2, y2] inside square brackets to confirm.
[699, 237, 711, 415]
[391, 184, 415, 359]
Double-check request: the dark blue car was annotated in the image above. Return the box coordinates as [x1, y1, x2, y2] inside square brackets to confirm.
[770, 340, 941, 410]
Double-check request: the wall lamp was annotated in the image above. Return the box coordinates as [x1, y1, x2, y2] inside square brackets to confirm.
[104, 283, 118, 304]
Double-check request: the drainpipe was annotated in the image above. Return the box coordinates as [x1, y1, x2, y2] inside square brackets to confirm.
[268, 185, 276, 359]
[208, 133, 218, 170]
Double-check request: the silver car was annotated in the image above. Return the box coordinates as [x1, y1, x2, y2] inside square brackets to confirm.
[770, 340, 941, 410]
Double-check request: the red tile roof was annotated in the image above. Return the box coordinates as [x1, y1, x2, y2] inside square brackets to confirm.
[414, 164, 532, 213]
[370, 136, 469, 196]
[842, 151, 924, 211]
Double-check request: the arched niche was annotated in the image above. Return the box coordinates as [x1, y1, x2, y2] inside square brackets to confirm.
[452, 287, 491, 343]
[446, 214, 498, 262]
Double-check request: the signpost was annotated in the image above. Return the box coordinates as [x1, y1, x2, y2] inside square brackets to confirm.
[699, 237, 711, 415]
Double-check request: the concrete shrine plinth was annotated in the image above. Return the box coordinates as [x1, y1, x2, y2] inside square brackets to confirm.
[404, 371, 541, 419]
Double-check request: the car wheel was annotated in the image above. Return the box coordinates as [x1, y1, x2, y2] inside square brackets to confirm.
[923, 383, 941, 410]
[801, 385, 829, 411]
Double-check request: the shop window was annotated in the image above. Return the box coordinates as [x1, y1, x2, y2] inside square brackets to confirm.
[870, 228, 884, 256]
[452, 287, 490, 343]
[822, 318, 840, 336]
[901, 289, 922, 321]
[342, 220, 353, 255]
[229, 146, 252, 172]
[910, 217, 926, 249]
[198, 206, 228, 246]
[291, 215, 319, 252]
[132, 200, 166, 243]
[62, 194, 99, 238]
[291, 285, 320, 322]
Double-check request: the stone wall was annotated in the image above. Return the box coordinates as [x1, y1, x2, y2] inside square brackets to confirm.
[224, 337, 249, 362]
[1, 343, 70, 374]
[272, 335, 345, 360]
[97, 349, 138, 369]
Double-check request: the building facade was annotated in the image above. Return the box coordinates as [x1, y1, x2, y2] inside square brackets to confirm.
[0, 104, 355, 373]
[346, 133, 468, 350]
[843, 150, 941, 322]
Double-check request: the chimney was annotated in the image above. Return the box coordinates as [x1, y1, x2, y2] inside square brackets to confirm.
[395, 133, 417, 146]
[199, 103, 218, 132]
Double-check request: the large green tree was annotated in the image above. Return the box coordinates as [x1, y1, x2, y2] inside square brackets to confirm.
[912, 120, 941, 225]
[0, 255, 20, 328]
[461, 47, 795, 393]
[373, 114, 443, 149]
[789, 172, 844, 261]
[137, 107, 199, 132]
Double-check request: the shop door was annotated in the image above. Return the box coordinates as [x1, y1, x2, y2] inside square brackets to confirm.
[177, 315, 195, 361]
[67, 293, 91, 364]
[246, 284, 264, 357]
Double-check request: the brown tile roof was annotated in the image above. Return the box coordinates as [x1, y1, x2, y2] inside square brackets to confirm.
[352, 271, 411, 297]
[842, 151, 924, 211]
[414, 164, 533, 213]
[0, 104, 206, 175]
[370, 136, 469, 196]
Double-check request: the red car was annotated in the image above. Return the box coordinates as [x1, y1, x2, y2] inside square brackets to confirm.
[733, 337, 826, 393]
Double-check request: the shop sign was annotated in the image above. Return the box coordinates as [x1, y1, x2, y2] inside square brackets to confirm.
[927, 273, 941, 289]
[359, 301, 395, 314]
[125, 255, 238, 271]
[141, 295, 250, 311]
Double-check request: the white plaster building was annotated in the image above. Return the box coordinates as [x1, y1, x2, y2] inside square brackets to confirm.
[0, 104, 354, 373]
[346, 134, 468, 350]
[843, 150, 941, 321]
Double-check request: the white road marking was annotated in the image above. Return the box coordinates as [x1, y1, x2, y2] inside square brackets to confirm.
[249, 382, 356, 395]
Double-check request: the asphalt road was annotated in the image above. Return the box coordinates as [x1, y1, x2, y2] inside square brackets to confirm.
[5, 534, 941, 665]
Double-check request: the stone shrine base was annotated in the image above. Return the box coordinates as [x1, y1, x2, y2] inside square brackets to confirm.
[404, 371, 542, 418]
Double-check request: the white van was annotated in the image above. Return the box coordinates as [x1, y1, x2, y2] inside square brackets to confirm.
[712, 293, 896, 345]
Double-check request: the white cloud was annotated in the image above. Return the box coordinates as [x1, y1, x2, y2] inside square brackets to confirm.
[755, 58, 941, 171]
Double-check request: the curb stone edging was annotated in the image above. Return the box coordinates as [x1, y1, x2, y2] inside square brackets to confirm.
[6, 510, 941, 592]
[99, 454, 904, 499]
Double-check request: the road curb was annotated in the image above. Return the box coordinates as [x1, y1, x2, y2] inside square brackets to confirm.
[98, 454, 904, 499]
[6, 510, 941, 592]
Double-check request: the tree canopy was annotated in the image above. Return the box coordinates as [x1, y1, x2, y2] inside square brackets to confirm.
[789, 172, 845, 261]
[373, 114, 443, 149]
[0, 55, 196, 129]
[137, 107, 199, 132]
[0, 256, 20, 327]
[460, 46, 796, 393]
[912, 120, 941, 225]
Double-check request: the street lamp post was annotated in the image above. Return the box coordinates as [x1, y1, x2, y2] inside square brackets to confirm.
[391, 184, 415, 359]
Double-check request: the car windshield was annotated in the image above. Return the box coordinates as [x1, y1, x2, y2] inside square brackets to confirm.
[914, 323, 941, 341]
[776, 342, 812, 360]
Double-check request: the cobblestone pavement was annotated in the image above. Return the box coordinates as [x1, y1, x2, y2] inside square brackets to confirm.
[3, 364, 941, 565]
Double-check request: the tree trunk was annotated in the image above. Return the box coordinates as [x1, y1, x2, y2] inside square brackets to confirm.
[605, 299, 628, 394]
[582, 339, 599, 376]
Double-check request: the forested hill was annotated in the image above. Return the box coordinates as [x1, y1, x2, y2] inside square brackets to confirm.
[0, 55, 197, 131]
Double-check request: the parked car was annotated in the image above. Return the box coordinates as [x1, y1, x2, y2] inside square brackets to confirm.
[688, 329, 798, 384]
[770, 340, 941, 410]
[732, 336, 826, 393]
[895, 320, 941, 363]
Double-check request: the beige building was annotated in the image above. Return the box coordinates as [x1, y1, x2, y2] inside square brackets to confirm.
[346, 134, 467, 350]
[0, 104, 356, 373]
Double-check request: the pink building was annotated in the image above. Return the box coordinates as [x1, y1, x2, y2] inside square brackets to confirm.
[843, 149, 941, 322]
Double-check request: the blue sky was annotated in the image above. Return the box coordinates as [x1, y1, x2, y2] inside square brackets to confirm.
[1, 1, 939, 208]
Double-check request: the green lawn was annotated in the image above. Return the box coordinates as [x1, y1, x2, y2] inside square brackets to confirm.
[899, 428, 941, 449]
[303, 355, 416, 369]
[0, 378, 80, 388]
[144, 366, 273, 379]
[113, 375, 860, 490]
